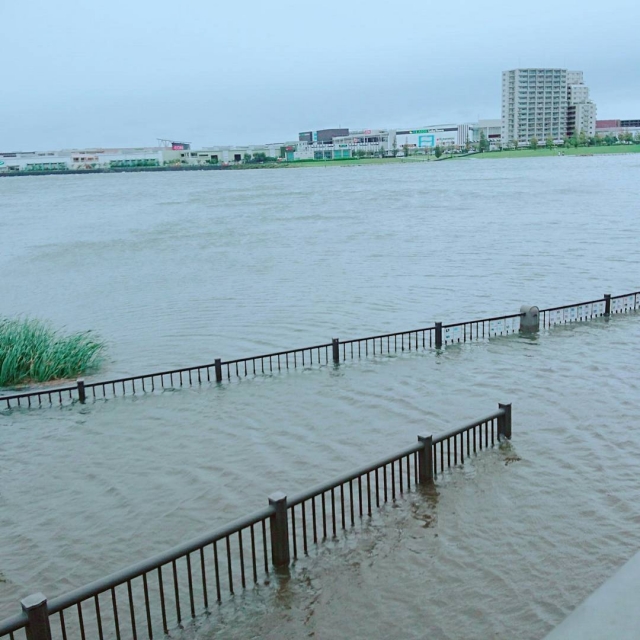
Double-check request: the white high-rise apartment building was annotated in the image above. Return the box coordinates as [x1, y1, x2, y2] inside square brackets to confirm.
[501, 68, 597, 146]
[566, 70, 597, 137]
[502, 68, 568, 145]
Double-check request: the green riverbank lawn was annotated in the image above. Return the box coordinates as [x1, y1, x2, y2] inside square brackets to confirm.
[463, 144, 640, 160]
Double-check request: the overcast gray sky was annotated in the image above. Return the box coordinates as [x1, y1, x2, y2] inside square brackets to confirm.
[2, 0, 638, 151]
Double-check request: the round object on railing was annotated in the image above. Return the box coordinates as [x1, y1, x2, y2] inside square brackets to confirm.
[520, 305, 540, 332]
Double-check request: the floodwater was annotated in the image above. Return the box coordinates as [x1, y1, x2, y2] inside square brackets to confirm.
[1, 156, 640, 639]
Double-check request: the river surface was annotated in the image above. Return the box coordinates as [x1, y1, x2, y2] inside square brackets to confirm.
[1, 156, 640, 639]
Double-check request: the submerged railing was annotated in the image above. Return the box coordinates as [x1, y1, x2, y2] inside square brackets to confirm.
[1, 290, 638, 410]
[0, 404, 512, 640]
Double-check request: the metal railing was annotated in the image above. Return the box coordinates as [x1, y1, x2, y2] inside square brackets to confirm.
[0, 404, 512, 640]
[2, 289, 638, 410]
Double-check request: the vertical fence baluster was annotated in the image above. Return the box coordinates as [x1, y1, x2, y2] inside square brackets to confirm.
[383, 465, 388, 502]
[187, 553, 196, 618]
[331, 489, 337, 537]
[171, 561, 181, 623]
[213, 542, 221, 602]
[226, 537, 234, 594]
[95, 596, 105, 640]
[142, 574, 153, 638]
[112, 587, 122, 640]
[238, 531, 246, 589]
[200, 547, 209, 609]
[349, 480, 355, 526]
[392, 461, 396, 500]
[60, 609, 69, 640]
[250, 525, 258, 583]
[322, 492, 327, 539]
[77, 602, 86, 640]
[157, 568, 167, 635]
[312, 497, 318, 544]
[262, 519, 269, 575]
[127, 581, 137, 640]
[302, 502, 308, 554]
[291, 507, 298, 558]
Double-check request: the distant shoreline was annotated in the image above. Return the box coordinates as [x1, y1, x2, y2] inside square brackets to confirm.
[1, 144, 638, 178]
[0, 157, 432, 178]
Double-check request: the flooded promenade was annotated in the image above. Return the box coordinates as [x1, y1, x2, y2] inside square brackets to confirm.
[2, 156, 640, 638]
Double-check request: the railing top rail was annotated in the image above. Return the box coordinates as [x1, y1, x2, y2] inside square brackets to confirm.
[441, 312, 523, 329]
[83, 365, 218, 388]
[222, 342, 333, 366]
[288, 442, 423, 507]
[339, 326, 435, 345]
[610, 290, 640, 300]
[44, 505, 273, 615]
[540, 297, 606, 313]
[0, 384, 77, 402]
[433, 410, 504, 444]
[0, 611, 27, 635]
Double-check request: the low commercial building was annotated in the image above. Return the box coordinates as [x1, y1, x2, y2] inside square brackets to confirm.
[291, 123, 484, 160]
[0, 147, 164, 172]
[299, 129, 349, 144]
[392, 124, 475, 153]
[164, 143, 285, 166]
[475, 119, 502, 149]
[594, 119, 640, 139]
[0, 151, 68, 172]
[65, 148, 164, 169]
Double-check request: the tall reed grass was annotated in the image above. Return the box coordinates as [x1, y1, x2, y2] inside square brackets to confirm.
[0, 318, 105, 387]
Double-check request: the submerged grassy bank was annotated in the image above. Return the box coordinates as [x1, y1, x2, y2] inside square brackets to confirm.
[0, 318, 105, 387]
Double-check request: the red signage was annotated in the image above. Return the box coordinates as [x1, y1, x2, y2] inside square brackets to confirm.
[595, 120, 619, 129]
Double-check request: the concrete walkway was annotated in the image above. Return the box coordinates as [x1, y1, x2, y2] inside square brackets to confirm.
[544, 550, 640, 639]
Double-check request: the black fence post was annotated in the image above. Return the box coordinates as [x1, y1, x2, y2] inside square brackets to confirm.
[435, 322, 443, 349]
[214, 359, 223, 383]
[21, 593, 52, 640]
[498, 403, 512, 440]
[332, 338, 340, 365]
[604, 293, 611, 316]
[268, 492, 290, 567]
[76, 378, 86, 404]
[417, 435, 434, 484]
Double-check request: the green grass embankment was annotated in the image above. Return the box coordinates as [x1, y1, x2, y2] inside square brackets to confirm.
[0, 318, 105, 387]
[463, 144, 640, 160]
